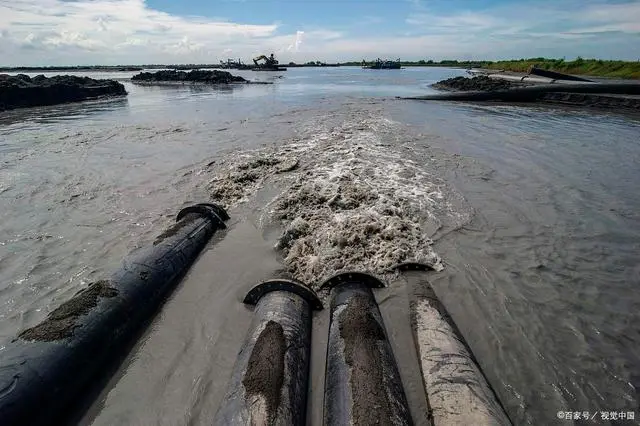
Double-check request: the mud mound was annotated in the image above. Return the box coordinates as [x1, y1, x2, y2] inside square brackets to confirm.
[131, 70, 247, 84]
[541, 92, 640, 110]
[432, 76, 516, 92]
[0, 74, 126, 111]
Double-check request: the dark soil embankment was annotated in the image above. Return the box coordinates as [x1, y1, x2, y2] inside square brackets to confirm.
[427, 76, 640, 110]
[0, 74, 127, 111]
[432, 76, 519, 91]
[131, 69, 247, 84]
[540, 92, 640, 110]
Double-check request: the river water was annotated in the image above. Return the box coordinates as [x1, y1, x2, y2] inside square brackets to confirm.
[1, 67, 639, 425]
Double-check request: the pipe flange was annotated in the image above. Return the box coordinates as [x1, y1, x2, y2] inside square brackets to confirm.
[390, 262, 434, 272]
[319, 271, 385, 291]
[176, 203, 228, 229]
[244, 279, 323, 310]
[194, 203, 230, 221]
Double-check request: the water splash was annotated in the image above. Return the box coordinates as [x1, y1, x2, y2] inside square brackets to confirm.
[207, 110, 451, 287]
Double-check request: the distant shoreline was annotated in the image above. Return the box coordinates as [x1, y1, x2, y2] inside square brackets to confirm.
[0, 66, 146, 72]
[346, 58, 640, 79]
[2, 58, 638, 79]
[0, 64, 342, 72]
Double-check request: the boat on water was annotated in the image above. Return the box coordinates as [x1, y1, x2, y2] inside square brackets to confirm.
[362, 58, 402, 69]
[219, 59, 252, 70]
[252, 53, 287, 71]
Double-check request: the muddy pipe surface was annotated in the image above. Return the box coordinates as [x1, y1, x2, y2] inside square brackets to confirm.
[0, 203, 228, 426]
[214, 279, 322, 426]
[412, 280, 512, 426]
[322, 272, 413, 426]
[489, 74, 558, 84]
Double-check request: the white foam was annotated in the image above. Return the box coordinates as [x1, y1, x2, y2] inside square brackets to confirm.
[206, 111, 453, 287]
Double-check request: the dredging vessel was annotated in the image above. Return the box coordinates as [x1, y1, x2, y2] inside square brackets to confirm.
[253, 53, 288, 71]
[362, 58, 402, 69]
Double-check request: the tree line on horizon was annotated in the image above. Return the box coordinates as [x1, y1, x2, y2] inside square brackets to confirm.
[344, 57, 640, 78]
[2, 57, 638, 78]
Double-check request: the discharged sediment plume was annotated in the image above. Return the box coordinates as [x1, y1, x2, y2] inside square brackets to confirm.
[206, 110, 454, 288]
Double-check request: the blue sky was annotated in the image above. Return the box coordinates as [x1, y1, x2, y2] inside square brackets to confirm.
[1, 0, 639, 65]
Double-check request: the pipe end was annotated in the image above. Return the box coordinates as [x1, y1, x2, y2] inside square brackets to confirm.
[176, 203, 229, 228]
[391, 262, 435, 272]
[244, 279, 323, 310]
[320, 272, 385, 291]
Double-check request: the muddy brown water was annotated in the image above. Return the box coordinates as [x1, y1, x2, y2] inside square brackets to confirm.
[1, 67, 639, 425]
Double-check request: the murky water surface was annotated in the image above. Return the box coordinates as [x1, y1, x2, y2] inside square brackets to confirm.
[1, 67, 639, 425]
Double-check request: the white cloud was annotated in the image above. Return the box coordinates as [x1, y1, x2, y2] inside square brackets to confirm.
[0, 0, 281, 64]
[571, 1, 640, 34]
[406, 1, 640, 36]
[406, 11, 502, 30]
[119, 37, 149, 48]
[582, 1, 640, 22]
[307, 30, 343, 41]
[288, 31, 304, 52]
[0, 0, 639, 65]
[169, 36, 203, 54]
[399, 1, 640, 60]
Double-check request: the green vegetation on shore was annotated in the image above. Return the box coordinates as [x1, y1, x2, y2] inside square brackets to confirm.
[346, 58, 640, 79]
[485, 58, 640, 79]
[340, 60, 484, 68]
[3, 58, 639, 79]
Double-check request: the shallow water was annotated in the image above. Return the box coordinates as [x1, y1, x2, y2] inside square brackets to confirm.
[1, 67, 639, 425]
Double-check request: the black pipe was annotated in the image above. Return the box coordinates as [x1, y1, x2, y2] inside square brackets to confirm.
[322, 272, 413, 426]
[402, 82, 640, 102]
[0, 203, 229, 426]
[529, 66, 592, 82]
[214, 279, 322, 426]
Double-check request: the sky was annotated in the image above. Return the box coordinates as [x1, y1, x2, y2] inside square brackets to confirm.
[0, 0, 639, 66]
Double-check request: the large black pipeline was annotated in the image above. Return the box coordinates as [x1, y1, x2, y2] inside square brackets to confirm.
[322, 272, 413, 426]
[402, 82, 640, 102]
[529, 66, 592, 82]
[0, 203, 229, 426]
[214, 279, 322, 426]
